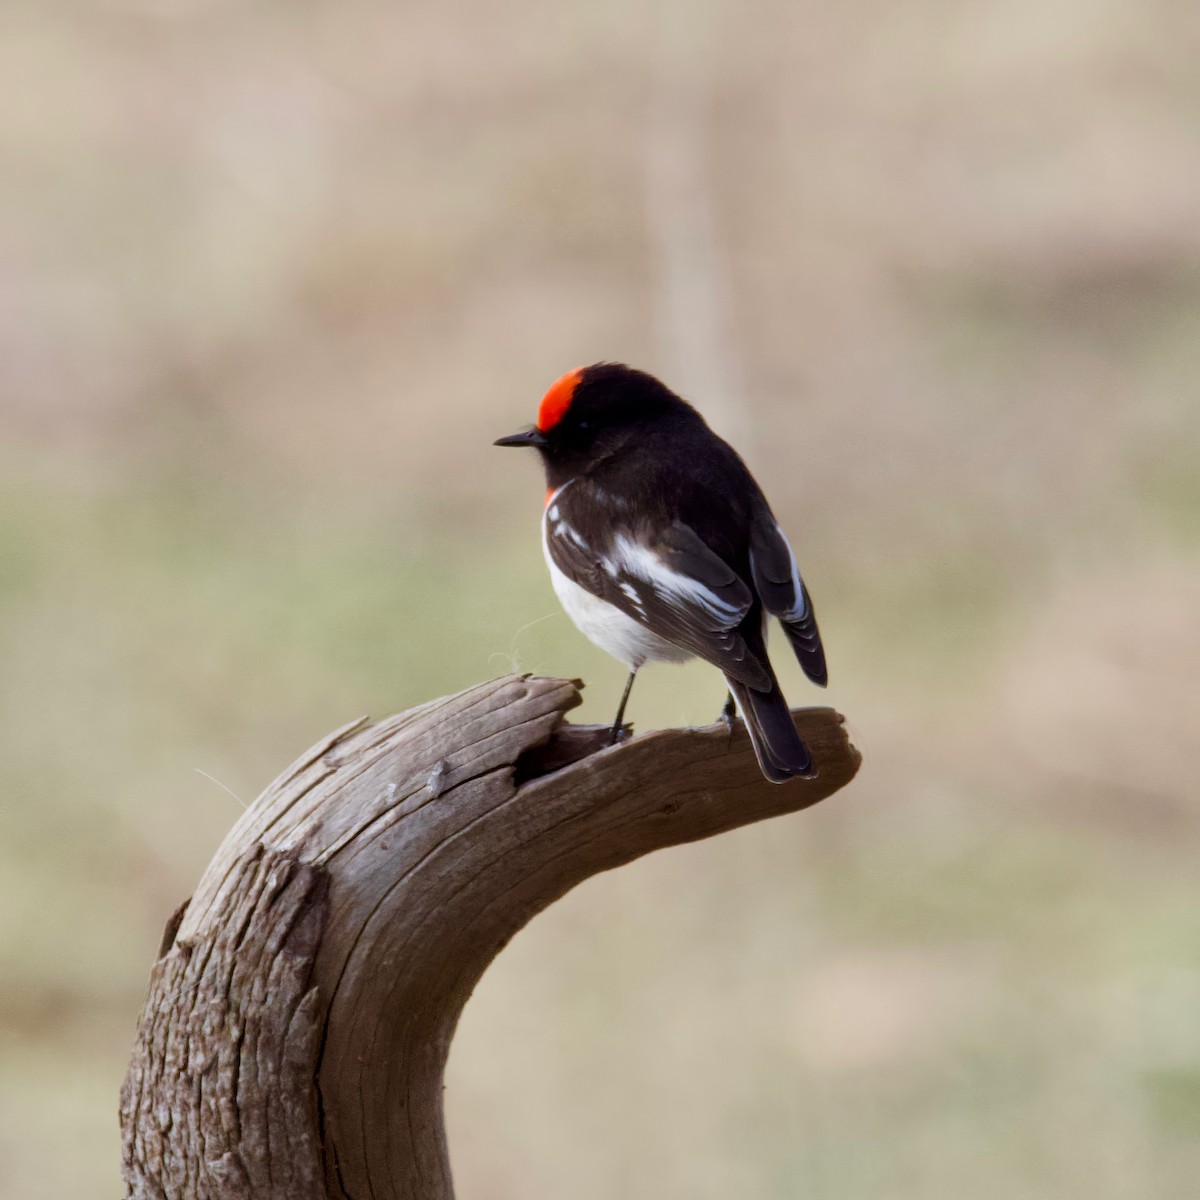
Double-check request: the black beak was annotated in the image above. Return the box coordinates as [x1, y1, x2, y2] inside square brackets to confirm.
[493, 427, 548, 448]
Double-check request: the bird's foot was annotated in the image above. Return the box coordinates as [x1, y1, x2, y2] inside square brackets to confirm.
[608, 721, 632, 746]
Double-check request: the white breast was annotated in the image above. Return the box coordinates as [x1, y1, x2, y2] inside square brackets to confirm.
[542, 500, 691, 672]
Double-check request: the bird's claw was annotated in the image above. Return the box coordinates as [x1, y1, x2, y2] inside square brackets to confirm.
[608, 722, 632, 746]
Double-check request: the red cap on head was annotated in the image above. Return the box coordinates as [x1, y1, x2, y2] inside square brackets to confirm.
[537, 367, 583, 432]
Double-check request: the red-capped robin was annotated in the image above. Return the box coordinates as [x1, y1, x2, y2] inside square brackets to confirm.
[496, 363, 827, 782]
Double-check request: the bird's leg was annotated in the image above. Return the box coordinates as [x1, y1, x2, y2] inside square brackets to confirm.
[719, 689, 738, 744]
[610, 670, 638, 745]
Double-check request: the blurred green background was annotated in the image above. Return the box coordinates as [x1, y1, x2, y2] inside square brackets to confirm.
[2, 1, 1199, 1197]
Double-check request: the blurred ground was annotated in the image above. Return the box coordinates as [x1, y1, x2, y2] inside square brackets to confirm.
[2, 1, 1199, 1197]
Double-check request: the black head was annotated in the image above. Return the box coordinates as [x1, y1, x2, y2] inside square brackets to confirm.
[494, 363, 694, 479]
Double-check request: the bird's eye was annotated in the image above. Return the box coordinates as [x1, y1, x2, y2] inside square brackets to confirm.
[578, 421, 589, 431]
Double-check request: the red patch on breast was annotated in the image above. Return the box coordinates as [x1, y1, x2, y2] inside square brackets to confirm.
[537, 367, 583, 432]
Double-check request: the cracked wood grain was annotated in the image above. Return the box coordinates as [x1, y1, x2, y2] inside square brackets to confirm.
[120, 674, 860, 1199]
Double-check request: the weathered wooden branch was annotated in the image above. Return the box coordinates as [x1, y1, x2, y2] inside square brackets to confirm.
[120, 675, 860, 1199]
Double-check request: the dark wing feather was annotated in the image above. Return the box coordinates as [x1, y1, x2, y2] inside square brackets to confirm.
[545, 499, 771, 690]
[748, 509, 828, 686]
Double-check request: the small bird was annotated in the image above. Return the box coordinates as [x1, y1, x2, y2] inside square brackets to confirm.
[495, 363, 827, 783]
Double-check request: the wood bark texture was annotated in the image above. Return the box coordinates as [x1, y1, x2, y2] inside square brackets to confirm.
[120, 674, 860, 1200]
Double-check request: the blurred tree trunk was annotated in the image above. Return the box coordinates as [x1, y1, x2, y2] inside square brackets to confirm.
[120, 675, 859, 1199]
[646, 0, 750, 452]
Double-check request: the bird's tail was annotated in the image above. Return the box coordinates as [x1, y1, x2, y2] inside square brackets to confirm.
[726, 676, 816, 783]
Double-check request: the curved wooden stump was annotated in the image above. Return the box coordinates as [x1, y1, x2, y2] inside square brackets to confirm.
[120, 675, 860, 1199]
